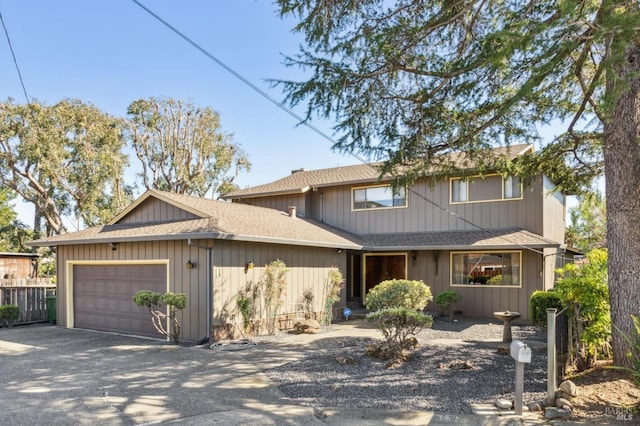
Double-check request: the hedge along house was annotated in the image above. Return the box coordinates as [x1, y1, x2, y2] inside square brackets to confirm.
[28, 190, 360, 342]
[223, 144, 572, 320]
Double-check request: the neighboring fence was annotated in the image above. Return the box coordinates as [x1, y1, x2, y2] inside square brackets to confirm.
[0, 278, 56, 324]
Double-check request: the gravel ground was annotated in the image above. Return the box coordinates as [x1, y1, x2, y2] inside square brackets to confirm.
[259, 316, 549, 414]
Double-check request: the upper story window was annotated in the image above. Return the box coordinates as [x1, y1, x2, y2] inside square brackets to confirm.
[450, 174, 523, 204]
[353, 185, 406, 210]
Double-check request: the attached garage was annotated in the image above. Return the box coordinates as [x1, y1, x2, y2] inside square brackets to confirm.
[28, 190, 357, 342]
[71, 263, 168, 338]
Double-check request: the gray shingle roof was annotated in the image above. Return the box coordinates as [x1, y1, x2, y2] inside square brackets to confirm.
[224, 144, 534, 199]
[360, 228, 559, 251]
[28, 190, 361, 250]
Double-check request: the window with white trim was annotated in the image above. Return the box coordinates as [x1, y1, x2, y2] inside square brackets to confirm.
[450, 251, 522, 287]
[504, 176, 522, 199]
[353, 185, 406, 210]
[450, 174, 523, 204]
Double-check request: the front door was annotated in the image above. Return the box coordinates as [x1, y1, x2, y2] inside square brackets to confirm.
[363, 253, 407, 302]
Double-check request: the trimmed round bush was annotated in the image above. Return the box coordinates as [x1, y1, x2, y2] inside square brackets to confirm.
[365, 279, 433, 311]
[529, 290, 563, 327]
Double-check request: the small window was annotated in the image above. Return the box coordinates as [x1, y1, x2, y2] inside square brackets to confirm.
[504, 176, 522, 199]
[353, 185, 406, 210]
[451, 179, 467, 203]
[451, 251, 521, 287]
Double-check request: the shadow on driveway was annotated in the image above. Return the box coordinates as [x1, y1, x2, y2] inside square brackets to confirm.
[0, 324, 319, 425]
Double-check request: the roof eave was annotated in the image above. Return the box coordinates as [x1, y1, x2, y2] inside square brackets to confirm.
[27, 231, 362, 251]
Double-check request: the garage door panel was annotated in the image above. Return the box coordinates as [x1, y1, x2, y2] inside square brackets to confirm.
[74, 264, 166, 338]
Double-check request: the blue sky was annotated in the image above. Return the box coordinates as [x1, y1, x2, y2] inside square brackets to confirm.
[1, 1, 363, 227]
[2, 1, 580, 230]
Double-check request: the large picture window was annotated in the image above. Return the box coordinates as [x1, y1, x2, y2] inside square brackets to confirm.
[450, 251, 521, 287]
[353, 185, 406, 210]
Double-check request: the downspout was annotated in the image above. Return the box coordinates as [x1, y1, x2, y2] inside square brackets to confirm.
[188, 238, 213, 341]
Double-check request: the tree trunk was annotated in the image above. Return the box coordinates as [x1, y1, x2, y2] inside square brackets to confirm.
[604, 42, 640, 369]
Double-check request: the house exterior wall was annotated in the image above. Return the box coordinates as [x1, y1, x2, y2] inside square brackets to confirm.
[118, 197, 200, 224]
[308, 176, 546, 235]
[541, 175, 567, 243]
[212, 240, 347, 335]
[55, 240, 209, 342]
[55, 239, 347, 342]
[0, 256, 34, 279]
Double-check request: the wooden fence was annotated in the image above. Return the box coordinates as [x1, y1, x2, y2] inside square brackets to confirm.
[0, 278, 56, 324]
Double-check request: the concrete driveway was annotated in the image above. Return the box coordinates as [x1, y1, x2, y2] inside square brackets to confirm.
[0, 324, 320, 425]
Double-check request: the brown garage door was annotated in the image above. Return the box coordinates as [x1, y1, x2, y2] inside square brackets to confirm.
[74, 264, 167, 338]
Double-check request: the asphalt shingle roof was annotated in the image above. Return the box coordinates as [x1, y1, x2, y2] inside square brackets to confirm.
[224, 144, 534, 199]
[359, 228, 559, 251]
[28, 190, 361, 249]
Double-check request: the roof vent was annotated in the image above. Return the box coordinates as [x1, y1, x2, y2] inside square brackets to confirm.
[291, 168, 307, 174]
[288, 206, 297, 218]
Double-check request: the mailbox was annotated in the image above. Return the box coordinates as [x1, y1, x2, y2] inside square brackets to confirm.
[510, 340, 531, 363]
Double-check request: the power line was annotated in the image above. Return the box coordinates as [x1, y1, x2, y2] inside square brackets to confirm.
[130, 1, 550, 256]
[1, 11, 31, 105]
[130, 0, 370, 166]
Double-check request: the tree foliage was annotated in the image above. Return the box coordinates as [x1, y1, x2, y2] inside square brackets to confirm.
[565, 191, 607, 252]
[276, 0, 640, 367]
[133, 290, 187, 345]
[127, 97, 251, 198]
[0, 99, 132, 236]
[555, 249, 610, 370]
[0, 187, 33, 252]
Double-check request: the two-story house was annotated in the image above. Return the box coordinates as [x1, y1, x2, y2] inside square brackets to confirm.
[29, 144, 567, 342]
[223, 143, 568, 318]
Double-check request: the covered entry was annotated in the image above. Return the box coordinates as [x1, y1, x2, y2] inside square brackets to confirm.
[363, 253, 407, 300]
[73, 263, 167, 338]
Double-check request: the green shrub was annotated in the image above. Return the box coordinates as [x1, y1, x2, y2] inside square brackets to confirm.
[434, 291, 462, 322]
[0, 305, 20, 327]
[529, 290, 563, 327]
[133, 290, 188, 344]
[365, 279, 432, 311]
[365, 307, 433, 360]
[487, 274, 503, 285]
[473, 275, 490, 284]
[555, 248, 610, 370]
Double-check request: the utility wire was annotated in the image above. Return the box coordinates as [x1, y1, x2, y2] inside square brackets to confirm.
[1, 11, 31, 106]
[131, 0, 369, 166]
[131, 1, 552, 256]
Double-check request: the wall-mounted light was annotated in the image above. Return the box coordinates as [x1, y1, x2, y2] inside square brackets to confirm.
[244, 261, 254, 273]
[337, 249, 343, 254]
[186, 260, 196, 269]
[410, 250, 417, 266]
[110, 242, 118, 251]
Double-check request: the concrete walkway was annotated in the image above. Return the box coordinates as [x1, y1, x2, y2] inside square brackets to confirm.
[0, 323, 562, 425]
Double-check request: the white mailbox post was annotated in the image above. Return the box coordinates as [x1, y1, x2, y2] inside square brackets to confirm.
[510, 340, 532, 415]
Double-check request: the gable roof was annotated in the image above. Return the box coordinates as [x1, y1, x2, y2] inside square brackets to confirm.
[224, 144, 534, 199]
[28, 190, 361, 250]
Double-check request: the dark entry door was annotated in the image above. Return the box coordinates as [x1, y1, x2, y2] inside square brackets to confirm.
[364, 254, 407, 299]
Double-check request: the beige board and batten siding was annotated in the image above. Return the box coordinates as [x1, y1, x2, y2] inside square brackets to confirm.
[55, 240, 209, 342]
[408, 249, 541, 321]
[212, 240, 347, 331]
[117, 196, 200, 224]
[310, 176, 546, 236]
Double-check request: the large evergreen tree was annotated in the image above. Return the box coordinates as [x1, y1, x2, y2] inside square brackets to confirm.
[275, 0, 639, 367]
